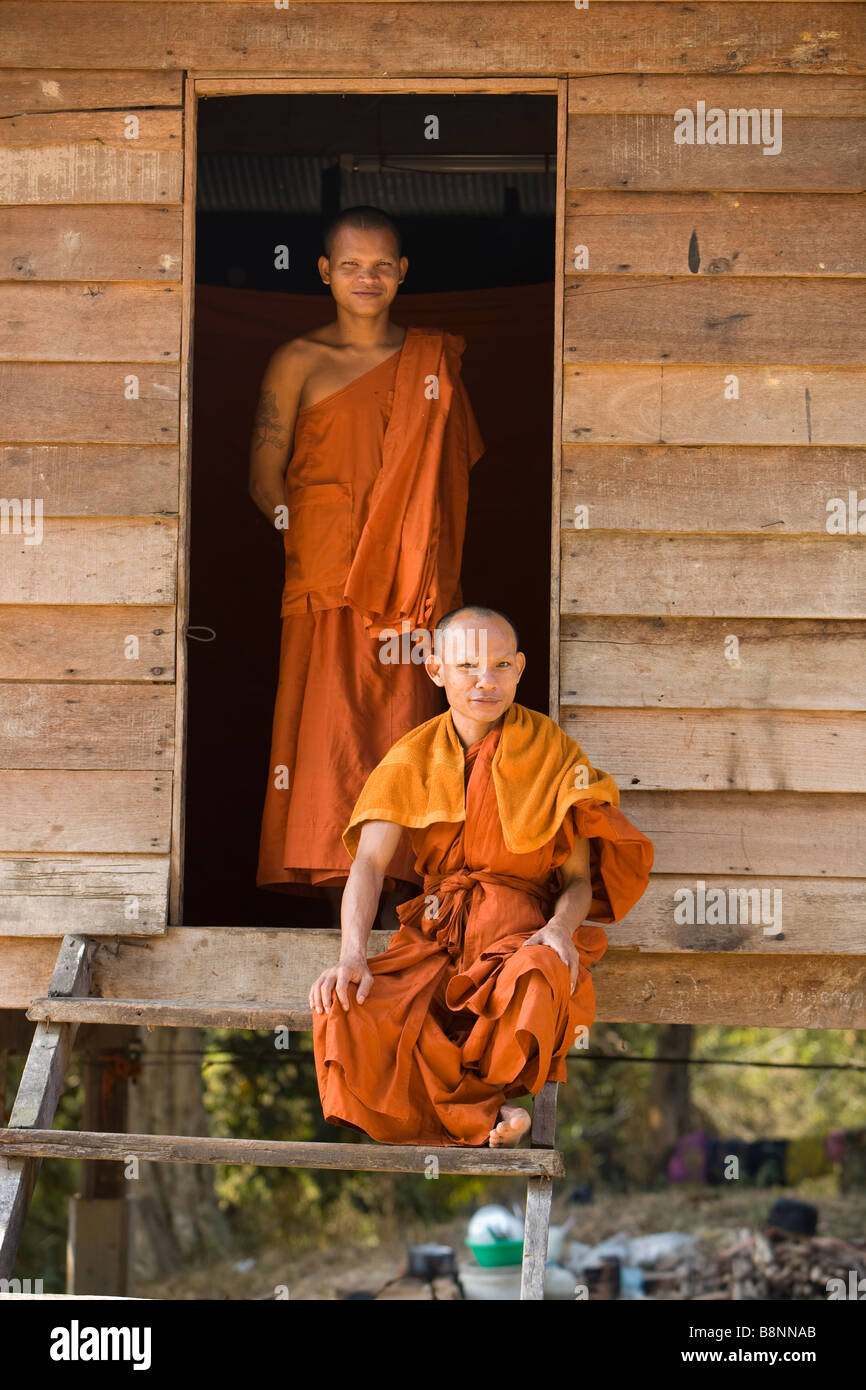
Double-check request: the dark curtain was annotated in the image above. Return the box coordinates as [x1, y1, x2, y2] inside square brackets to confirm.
[184, 280, 553, 924]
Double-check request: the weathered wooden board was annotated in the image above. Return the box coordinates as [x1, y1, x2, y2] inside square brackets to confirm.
[0, 935, 93, 1278]
[611, 876, 866, 952]
[1, 932, 863, 1027]
[0, 285, 181, 362]
[0, 446, 179, 516]
[596, 951, 866, 1026]
[560, 616, 866, 711]
[0, 855, 169, 936]
[562, 364, 866, 446]
[0, 1129, 565, 1178]
[0, 365, 179, 443]
[0, 773, 171, 852]
[560, 445, 866, 535]
[13, 874, 861, 956]
[619, 790, 866, 878]
[1, 110, 181, 151]
[0, 112, 182, 205]
[166, 67, 194, 929]
[196, 77, 559, 95]
[0, 71, 182, 117]
[0, 606, 175, 681]
[565, 191, 866, 277]
[550, 77, 568, 720]
[0, 519, 177, 605]
[0, 929, 389, 1013]
[562, 707, 866, 792]
[0, 938, 81, 1005]
[47, 0, 866, 6]
[567, 74, 866, 116]
[522, 1172, 554, 1299]
[1, 6, 861, 74]
[563, 277, 866, 365]
[0, 685, 174, 769]
[27, 999, 312, 1028]
[566, 116, 866, 192]
[560, 533, 866, 619]
[0, 206, 183, 282]
[0, 283, 179, 364]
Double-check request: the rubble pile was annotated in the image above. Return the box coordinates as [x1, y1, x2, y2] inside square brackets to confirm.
[645, 1229, 866, 1301]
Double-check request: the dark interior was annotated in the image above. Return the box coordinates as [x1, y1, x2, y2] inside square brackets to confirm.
[182, 93, 557, 925]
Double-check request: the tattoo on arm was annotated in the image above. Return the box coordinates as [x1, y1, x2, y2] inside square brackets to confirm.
[252, 389, 290, 451]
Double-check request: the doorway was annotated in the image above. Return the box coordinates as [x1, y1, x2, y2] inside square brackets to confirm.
[182, 90, 558, 925]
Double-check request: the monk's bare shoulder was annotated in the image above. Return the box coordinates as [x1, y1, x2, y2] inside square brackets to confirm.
[262, 335, 326, 393]
[252, 336, 328, 442]
[263, 332, 350, 410]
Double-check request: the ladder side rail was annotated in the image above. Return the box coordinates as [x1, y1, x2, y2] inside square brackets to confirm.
[0, 935, 95, 1277]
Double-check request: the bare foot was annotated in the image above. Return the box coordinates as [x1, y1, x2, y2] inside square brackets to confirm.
[489, 1104, 532, 1148]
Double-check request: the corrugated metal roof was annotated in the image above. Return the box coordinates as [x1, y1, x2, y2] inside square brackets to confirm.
[197, 155, 556, 216]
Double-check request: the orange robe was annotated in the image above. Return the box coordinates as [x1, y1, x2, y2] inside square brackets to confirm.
[257, 327, 484, 892]
[313, 704, 654, 1146]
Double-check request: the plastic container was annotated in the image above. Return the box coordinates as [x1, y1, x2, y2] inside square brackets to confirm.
[459, 1262, 523, 1300]
[467, 1238, 524, 1267]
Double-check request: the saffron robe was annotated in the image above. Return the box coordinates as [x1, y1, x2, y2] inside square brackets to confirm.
[313, 704, 654, 1146]
[257, 327, 484, 892]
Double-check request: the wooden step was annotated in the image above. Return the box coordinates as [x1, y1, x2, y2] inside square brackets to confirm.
[0, 1128, 565, 1178]
[26, 997, 310, 1030]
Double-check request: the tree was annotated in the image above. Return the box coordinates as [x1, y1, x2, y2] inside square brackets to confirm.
[128, 1027, 231, 1281]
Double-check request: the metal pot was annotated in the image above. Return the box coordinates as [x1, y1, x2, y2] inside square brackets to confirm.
[407, 1243, 457, 1280]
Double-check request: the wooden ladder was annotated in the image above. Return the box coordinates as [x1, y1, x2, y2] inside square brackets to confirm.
[0, 933, 564, 1300]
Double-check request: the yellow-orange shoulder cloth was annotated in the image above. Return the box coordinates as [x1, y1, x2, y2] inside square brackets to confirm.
[342, 701, 621, 857]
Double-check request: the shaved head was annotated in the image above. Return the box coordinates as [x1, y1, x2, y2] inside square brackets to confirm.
[435, 605, 520, 654]
[323, 205, 402, 261]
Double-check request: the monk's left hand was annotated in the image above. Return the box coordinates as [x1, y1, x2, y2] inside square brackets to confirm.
[521, 921, 580, 994]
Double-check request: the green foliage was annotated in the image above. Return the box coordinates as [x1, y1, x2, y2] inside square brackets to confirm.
[691, 1025, 866, 1139]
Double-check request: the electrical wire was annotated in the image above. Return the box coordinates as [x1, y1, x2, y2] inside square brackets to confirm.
[59, 1048, 866, 1073]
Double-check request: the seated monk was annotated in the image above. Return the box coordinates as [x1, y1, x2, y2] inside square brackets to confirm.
[309, 606, 654, 1148]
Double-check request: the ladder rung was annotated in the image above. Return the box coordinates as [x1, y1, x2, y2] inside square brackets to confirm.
[0, 1128, 565, 1177]
[26, 998, 312, 1030]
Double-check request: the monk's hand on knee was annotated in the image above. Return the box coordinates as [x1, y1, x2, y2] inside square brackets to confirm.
[310, 967, 336, 1015]
[334, 953, 373, 1011]
[523, 922, 580, 994]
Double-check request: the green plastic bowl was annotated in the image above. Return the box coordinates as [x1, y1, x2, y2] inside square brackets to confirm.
[467, 1238, 524, 1267]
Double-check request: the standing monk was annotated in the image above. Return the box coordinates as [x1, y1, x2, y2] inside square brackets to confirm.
[248, 206, 484, 905]
[309, 608, 654, 1148]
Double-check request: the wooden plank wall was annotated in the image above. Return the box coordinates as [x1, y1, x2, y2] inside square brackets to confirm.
[559, 74, 866, 980]
[0, 70, 183, 933]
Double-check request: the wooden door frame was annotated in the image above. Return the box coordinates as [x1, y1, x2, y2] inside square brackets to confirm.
[169, 73, 567, 924]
